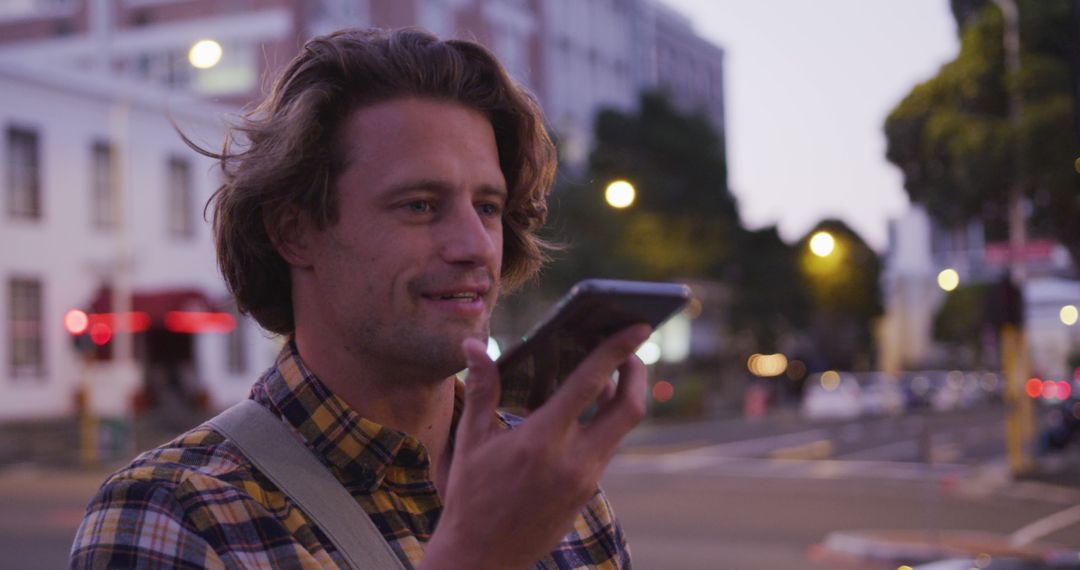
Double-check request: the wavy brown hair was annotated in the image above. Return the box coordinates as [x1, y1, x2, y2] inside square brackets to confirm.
[201, 28, 557, 335]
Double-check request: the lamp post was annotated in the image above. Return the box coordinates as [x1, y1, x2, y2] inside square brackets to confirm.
[993, 0, 1035, 476]
[83, 29, 222, 465]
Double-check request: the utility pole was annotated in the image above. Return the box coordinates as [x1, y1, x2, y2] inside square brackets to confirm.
[993, 0, 1035, 477]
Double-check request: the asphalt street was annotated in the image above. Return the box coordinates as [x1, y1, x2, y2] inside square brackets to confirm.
[607, 405, 1080, 569]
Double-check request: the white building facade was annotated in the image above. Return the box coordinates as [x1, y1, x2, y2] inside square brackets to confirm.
[0, 0, 726, 168]
[0, 61, 272, 421]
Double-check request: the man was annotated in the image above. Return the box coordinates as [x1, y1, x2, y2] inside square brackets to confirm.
[71, 28, 649, 569]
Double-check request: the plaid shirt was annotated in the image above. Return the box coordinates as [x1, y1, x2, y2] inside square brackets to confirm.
[70, 341, 631, 569]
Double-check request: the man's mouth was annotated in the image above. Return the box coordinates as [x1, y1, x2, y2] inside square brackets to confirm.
[433, 292, 481, 303]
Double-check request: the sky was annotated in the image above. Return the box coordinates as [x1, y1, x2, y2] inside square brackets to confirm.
[658, 0, 961, 250]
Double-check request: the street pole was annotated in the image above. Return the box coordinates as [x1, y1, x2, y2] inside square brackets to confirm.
[993, 0, 1035, 477]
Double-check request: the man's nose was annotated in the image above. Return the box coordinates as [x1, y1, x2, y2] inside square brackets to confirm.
[438, 201, 499, 267]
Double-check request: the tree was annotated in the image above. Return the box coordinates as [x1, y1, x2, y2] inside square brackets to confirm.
[727, 226, 810, 352]
[932, 282, 994, 365]
[797, 220, 883, 370]
[544, 92, 739, 289]
[542, 92, 810, 351]
[885, 0, 1080, 265]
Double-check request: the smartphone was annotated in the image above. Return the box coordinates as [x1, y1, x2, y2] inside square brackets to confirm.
[496, 279, 691, 412]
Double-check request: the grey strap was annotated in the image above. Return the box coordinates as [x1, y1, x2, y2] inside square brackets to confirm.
[207, 400, 406, 570]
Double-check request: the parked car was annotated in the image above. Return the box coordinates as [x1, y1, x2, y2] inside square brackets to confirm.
[855, 380, 907, 416]
[801, 372, 862, 421]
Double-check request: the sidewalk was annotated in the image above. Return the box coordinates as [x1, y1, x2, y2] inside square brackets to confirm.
[1023, 449, 1080, 491]
[0, 410, 210, 471]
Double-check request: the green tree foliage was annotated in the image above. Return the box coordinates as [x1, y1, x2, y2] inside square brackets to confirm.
[543, 92, 810, 350]
[797, 220, 883, 369]
[932, 283, 992, 358]
[544, 92, 739, 287]
[885, 0, 1080, 264]
[728, 226, 810, 352]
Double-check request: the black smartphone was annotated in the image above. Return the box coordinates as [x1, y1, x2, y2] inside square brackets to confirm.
[496, 279, 691, 412]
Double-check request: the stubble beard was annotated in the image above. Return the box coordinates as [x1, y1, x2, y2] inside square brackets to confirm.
[346, 304, 492, 384]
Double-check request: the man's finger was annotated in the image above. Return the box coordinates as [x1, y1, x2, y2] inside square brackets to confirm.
[532, 325, 651, 431]
[458, 337, 500, 448]
[583, 355, 648, 454]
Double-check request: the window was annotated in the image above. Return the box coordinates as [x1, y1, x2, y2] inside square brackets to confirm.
[91, 140, 116, 229]
[167, 156, 194, 238]
[9, 278, 44, 379]
[0, 0, 77, 19]
[225, 310, 247, 374]
[6, 126, 41, 220]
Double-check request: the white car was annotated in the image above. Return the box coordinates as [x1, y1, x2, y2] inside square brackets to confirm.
[860, 381, 905, 416]
[801, 372, 862, 421]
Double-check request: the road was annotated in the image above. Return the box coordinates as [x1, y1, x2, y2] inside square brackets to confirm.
[606, 405, 1080, 569]
[2, 405, 1078, 569]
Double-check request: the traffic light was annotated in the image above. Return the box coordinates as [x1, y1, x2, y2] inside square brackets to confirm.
[987, 274, 1024, 327]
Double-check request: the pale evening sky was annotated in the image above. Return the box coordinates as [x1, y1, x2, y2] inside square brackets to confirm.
[658, 0, 961, 250]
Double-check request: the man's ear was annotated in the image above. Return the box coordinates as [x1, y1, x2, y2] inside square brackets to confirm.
[265, 205, 316, 268]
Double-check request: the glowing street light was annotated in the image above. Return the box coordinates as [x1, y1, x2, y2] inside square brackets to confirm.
[604, 180, 636, 209]
[809, 231, 835, 257]
[1061, 304, 1079, 326]
[188, 39, 223, 70]
[937, 268, 960, 292]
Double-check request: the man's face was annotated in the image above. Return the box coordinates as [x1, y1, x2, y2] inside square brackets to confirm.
[304, 97, 506, 380]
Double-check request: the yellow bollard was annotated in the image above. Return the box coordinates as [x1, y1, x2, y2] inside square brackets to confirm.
[1001, 325, 1034, 476]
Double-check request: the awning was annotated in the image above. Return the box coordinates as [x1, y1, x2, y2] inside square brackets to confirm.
[89, 287, 217, 322]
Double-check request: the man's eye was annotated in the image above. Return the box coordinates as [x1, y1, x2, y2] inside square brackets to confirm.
[404, 200, 432, 213]
[477, 202, 502, 216]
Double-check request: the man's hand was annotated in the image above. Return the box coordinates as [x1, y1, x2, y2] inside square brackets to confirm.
[421, 325, 651, 570]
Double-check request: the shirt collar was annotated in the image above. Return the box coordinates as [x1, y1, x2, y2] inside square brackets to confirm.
[248, 340, 503, 493]
[250, 340, 429, 492]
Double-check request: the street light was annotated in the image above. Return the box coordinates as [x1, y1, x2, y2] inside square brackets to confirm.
[809, 231, 835, 257]
[86, 36, 223, 465]
[937, 268, 960, 292]
[604, 180, 636, 209]
[1062, 305, 1079, 326]
[112, 38, 223, 362]
[188, 39, 223, 70]
[993, 0, 1034, 477]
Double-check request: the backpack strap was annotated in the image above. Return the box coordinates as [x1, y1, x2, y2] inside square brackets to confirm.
[208, 400, 407, 570]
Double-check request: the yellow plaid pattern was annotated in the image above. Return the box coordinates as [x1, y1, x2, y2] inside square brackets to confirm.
[70, 340, 631, 569]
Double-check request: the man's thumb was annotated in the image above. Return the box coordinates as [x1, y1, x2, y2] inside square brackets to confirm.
[459, 338, 500, 444]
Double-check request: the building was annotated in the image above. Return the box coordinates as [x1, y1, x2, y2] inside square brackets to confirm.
[0, 0, 726, 164]
[879, 204, 1080, 379]
[0, 0, 728, 421]
[535, 0, 726, 164]
[0, 60, 273, 421]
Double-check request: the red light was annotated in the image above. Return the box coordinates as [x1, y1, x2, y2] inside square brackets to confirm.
[89, 323, 112, 345]
[1026, 379, 1043, 399]
[64, 310, 89, 335]
[652, 380, 675, 403]
[85, 312, 150, 333]
[164, 311, 236, 334]
[1058, 381, 1072, 400]
[1042, 380, 1058, 400]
